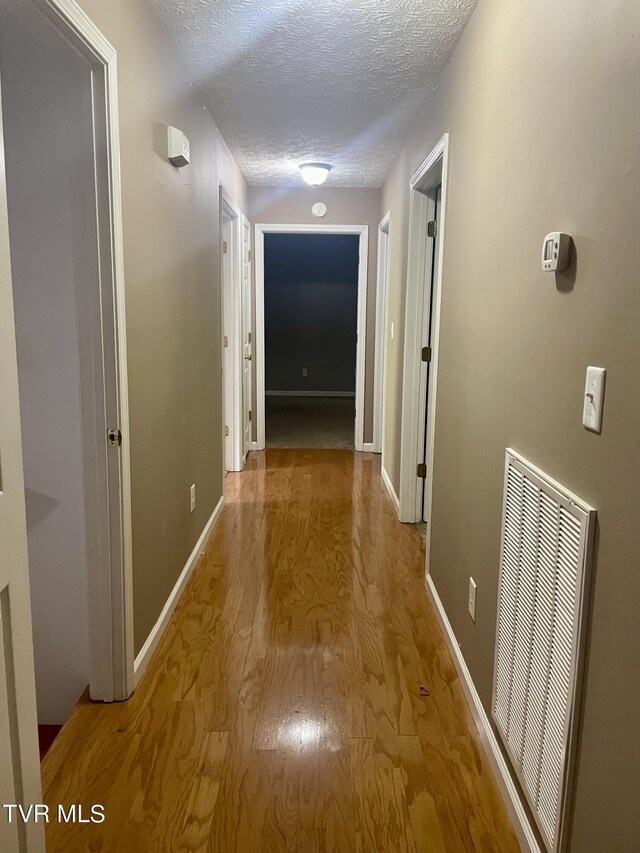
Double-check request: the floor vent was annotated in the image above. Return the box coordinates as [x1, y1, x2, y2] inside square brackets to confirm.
[492, 449, 595, 853]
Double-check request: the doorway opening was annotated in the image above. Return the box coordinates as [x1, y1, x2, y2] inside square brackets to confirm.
[255, 224, 369, 451]
[0, 0, 133, 751]
[263, 233, 359, 449]
[398, 135, 449, 574]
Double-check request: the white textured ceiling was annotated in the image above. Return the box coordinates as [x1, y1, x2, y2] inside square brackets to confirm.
[147, 0, 477, 187]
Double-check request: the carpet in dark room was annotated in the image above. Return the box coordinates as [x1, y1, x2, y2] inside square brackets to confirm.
[265, 396, 354, 449]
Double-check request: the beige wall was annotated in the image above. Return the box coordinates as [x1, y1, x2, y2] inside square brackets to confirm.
[248, 186, 381, 444]
[381, 1, 640, 849]
[76, 0, 247, 653]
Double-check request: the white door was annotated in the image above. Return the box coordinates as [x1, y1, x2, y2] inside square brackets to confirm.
[420, 185, 442, 522]
[0, 76, 46, 853]
[241, 216, 253, 457]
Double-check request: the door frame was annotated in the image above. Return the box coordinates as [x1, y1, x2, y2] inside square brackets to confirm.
[220, 187, 244, 472]
[241, 214, 253, 459]
[398, 134, 450, 574]
[373, 211, 391, 456]
[11, 0, 134, 702]
[254, 223, 369, 451]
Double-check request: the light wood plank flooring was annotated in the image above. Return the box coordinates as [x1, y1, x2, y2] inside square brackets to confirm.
[42, 449, 519, 852]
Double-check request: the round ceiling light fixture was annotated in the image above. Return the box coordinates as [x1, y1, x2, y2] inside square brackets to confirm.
[299, 162, 332, 187]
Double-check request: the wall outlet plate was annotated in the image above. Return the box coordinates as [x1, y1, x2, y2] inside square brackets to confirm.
[468, 577, 477, 622]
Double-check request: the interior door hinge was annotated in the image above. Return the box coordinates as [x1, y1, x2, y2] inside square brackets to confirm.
[248, 332, 252, 344]
[417, 462, 427, 479]
[248, 249, 252, 262]
[223, 240, 228, 254]
[107, 428, 122, 447]
[225, 425, 229, 437]
[224, 335, 229, 348]
[427, 220, 438, 238]
[248, 410, 252, 422]
[421, 345, 432, 363]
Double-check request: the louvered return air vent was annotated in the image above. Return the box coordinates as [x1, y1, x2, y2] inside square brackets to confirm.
[492, 449, 596, 853]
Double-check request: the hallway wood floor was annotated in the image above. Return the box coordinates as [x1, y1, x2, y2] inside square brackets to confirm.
[42, 450, 518, 852]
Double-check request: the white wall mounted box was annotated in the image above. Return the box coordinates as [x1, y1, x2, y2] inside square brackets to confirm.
[541, 232, 572, 271]
[167, 125, 190, 167]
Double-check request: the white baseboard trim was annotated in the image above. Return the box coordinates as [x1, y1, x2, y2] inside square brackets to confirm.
[265, 390, 355, 398]
[133, 495, 225, 686]
[361, 442, 374, 452]
[381, 465, 400, 516]
[425, 574, 541, 853]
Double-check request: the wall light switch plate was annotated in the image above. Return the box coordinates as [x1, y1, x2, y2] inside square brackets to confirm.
[302, 368, 308, 377]
[190, 484, 196, 513]
[468, 577, 477, 622]
[582, 366, 606, 433]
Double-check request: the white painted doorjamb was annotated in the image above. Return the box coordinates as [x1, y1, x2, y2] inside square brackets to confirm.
[241, 214, 253, 459]
[31, 0, 134, 702]
[398, 134, 450, 577]
[254, 223, 369, 452]
[373, 211, 391, 456]
[220, 187, 244, 472]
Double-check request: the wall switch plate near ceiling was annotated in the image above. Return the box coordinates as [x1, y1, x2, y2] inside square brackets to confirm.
[582, 366, 606, 433]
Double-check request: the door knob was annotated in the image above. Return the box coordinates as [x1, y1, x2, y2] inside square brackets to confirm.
[245, 354, 252, 361]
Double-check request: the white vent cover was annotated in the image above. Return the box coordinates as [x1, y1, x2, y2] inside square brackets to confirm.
[492, 450, 595, 853]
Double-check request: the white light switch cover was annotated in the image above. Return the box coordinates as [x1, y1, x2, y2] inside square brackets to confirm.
[582, 366, 606, 433]
[468, 577, 477, 622]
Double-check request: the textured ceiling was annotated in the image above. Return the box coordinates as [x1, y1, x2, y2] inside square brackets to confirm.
[147, 0, 477, 187]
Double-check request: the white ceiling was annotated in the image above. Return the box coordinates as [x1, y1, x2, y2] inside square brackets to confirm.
[148, 0, 477, 187]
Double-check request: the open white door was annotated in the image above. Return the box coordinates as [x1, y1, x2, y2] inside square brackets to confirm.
[0, 74, 46, 853]
[241, 215, 253, 457]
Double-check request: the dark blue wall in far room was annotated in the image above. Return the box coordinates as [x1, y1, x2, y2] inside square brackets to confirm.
[264, 233, 359, 394]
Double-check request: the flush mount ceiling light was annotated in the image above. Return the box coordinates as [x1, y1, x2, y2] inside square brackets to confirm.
[299, 162, 332, 186]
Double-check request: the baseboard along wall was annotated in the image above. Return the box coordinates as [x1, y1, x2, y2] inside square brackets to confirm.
[133, 495, 225, 685]
[425, 573, 542, 853]
[381, 465, 400, 516]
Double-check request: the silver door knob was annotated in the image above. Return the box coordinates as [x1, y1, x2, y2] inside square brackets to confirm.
[245, 354, 252, 361]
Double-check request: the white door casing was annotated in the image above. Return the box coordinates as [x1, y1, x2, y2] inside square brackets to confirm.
[418, 186, 441, 522]
[373, 212, 391, 456]
[221, 212, 234, 473]
[0, 0, 133, 735]
[254, 223, 369, 452]
[27, 0, 134, 704]
[241, 215, 253, 457]
[220, 188, 245, 472]
[398, 134, 449, 583]
[0, 69, 46, 853]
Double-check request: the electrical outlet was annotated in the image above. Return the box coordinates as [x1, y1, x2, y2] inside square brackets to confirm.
[468, 577, 477, 622]
[302, 368, 308, 377]
[190, 484, 196, 513]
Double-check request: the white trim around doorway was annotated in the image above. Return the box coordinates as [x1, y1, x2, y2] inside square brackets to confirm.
[373, 211, 391, 457]
[220, 187, 244, 472]
[254, 223, 369, 452]
[398, 134, 450, 579]
[29, 0, 134, 702]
